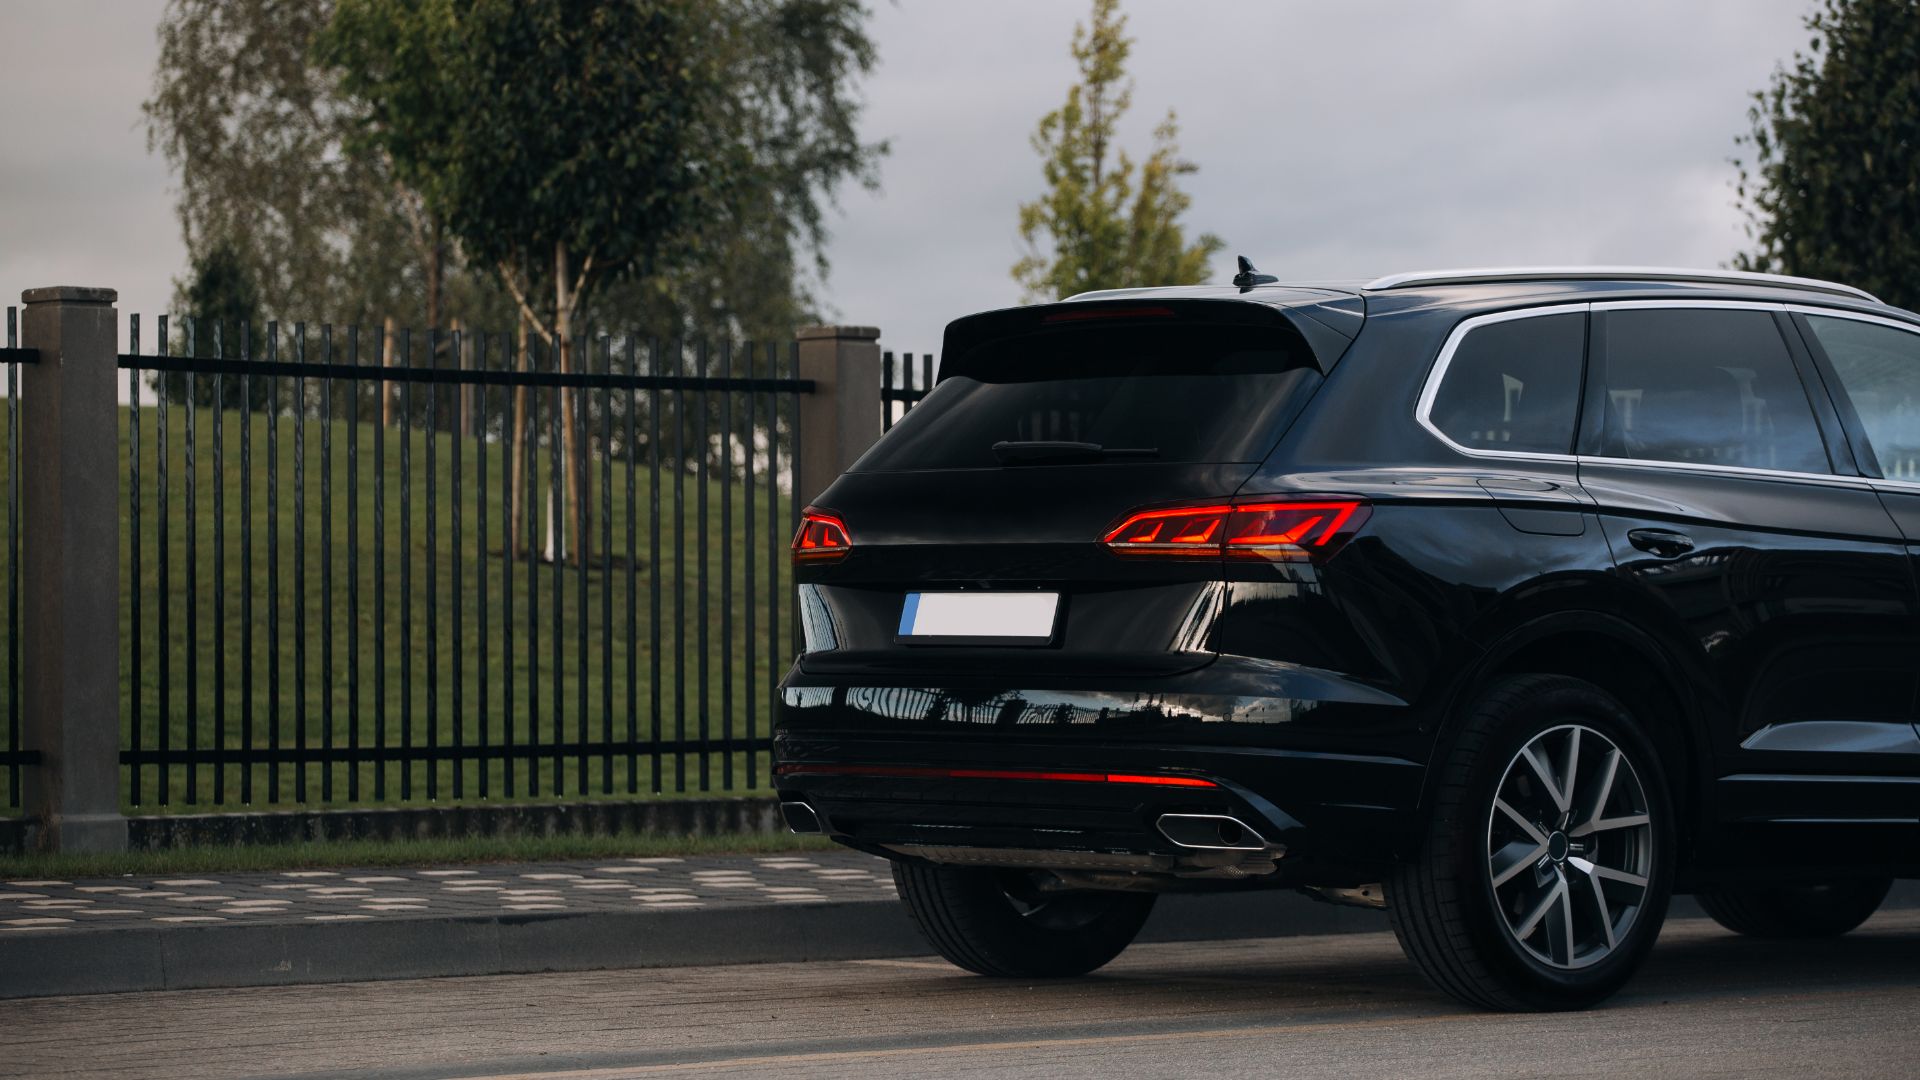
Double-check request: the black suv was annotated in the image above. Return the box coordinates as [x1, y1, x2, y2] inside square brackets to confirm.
[774, 266, 1920, 1010]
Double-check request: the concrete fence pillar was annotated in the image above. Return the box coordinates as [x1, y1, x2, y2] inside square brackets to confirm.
[795, 325, 882, 508]
[20, 286, 125, 853]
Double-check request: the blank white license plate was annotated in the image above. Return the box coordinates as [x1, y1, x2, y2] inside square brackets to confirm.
[897, 591, 1060, 645]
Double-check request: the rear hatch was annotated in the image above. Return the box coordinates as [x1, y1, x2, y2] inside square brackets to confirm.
[795, 299, 1340, 680]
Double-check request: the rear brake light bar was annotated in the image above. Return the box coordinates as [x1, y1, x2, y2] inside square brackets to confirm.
[1104, 499, 1370, 561]
[1041, 305, 1177, 324]
[792, 508, 852, 562]
[773, 763, 1218, 789]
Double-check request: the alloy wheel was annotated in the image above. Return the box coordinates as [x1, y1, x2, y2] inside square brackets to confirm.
[1486, 723, 1654, 970]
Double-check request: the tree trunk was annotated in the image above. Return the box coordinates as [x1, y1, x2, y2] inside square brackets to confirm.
[555, 240, 591, 567]
[452, 316, 470, 437]
[509, 311, 530, 558]
[381, 316, 397, 428]
[426, 221, 447, 431]
[425, 220, 442, 340]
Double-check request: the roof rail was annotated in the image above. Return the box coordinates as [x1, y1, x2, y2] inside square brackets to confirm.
[1362, 266, 1880, 303]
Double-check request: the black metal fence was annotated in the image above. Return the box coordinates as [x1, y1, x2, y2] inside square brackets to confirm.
[114, 315, 810, 810]
[882, 351, 936, 431]
[0, 311, 25, 810]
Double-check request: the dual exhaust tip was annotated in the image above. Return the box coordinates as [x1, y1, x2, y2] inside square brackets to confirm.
[781, 801, 825, 834]
[1153, 813, 1268, 851]
[782, 801, 1267, 853]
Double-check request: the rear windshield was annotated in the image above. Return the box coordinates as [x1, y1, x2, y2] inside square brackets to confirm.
[852, 322, 1321, 471]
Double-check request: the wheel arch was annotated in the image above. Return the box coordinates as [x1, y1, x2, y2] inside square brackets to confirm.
[1424, 610, 1710, 861]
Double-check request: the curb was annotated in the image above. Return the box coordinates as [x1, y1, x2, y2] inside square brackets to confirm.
[0, 887, 1385, 999]
[4, 881, 1914, 999]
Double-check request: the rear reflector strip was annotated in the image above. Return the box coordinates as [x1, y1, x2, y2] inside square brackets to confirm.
[773, 764, 1217, 789]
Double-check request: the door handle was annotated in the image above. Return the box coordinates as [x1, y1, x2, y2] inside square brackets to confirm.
[1627, 528, 1694, 558]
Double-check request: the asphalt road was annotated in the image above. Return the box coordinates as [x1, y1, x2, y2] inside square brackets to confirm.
[5, 908, 1917, 1080]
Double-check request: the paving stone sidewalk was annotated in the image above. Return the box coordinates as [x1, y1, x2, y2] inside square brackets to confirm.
[20, 852, 1887, 1000]
[0, 850, 899, 934]
[0, 847, 1399, 998]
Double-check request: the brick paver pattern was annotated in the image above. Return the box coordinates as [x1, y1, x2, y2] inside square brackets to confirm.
[0, 851, 899, 933]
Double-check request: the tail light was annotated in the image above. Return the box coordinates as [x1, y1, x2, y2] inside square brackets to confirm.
[792, 508, 852, 562]
[1104, 499, 1369, 561]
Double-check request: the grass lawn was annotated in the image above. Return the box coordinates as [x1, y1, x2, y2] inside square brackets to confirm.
[0, 829, 838, 879]
[1, 386, 802, 813]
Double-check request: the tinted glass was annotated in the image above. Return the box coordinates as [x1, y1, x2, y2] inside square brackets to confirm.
[1429, 312, 1584, 454]
[854, 323, 1320, 471]
[1804, 315, 1920, 478]
[1595, 308, 1829, 474]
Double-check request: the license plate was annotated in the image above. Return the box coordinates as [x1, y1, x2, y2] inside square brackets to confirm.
[897, 591, 1060, 645]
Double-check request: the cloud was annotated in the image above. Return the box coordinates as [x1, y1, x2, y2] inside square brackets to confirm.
[823, 0, 1814, 353]
[0, 0, 1816, 359]
[0, 1, 176, 332]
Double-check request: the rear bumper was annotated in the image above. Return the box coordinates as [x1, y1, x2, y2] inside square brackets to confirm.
[774, 679, 1432, 886]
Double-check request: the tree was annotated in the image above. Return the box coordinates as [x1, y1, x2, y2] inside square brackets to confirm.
[322, 0, 717, 565]
[320, 0, 885, 561]
[600, 0, 885, 344]
[1732, 0, 1920, 312]
[142, 0, 485, 332]
[156, 239, 270, 409]
[1012, 0, 1224, 302]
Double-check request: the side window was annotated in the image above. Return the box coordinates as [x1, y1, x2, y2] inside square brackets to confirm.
[1595, 308, 1829, 474]
[1803, 315, 1920, 479]
[1428, 312, 1584, 454]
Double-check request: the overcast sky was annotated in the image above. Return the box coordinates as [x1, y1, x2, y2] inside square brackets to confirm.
[0, 0, 1816, 356]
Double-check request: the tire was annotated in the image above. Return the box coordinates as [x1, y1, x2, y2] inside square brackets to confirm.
[1388, 673, 1675, 1011]
[891, 861, 1155, 977]
[1696, 878, 1892, 939]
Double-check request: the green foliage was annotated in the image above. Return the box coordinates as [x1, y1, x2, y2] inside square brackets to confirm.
[142, 0, 501, 329]
[183, 242, 261, 336]
[147, 0, 881, 340]
[317, 0, 885, 342]
[1733, 0, 1920, 311]
[323, 0, 722, 325]
[1013, 0, 1224, 302]
[316, 0, 885, 565]
[155, 241, 273, 409]
[629, 0, 886, 341]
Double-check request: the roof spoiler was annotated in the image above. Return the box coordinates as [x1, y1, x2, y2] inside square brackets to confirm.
[939, 297, 1357, 377]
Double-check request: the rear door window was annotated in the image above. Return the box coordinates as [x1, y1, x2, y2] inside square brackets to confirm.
[1592, 308, 1831, 474]
[1801, 314, 1920, 478]
[1427, 311, 1585, 454]
[853, 322, 1321, 471]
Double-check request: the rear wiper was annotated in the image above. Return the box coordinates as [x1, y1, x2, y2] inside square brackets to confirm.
[990, 440, 1160, 465]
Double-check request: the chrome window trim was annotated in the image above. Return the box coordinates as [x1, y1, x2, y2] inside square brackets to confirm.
[1414, 303, 1588, 462]
[1574, 455, 1873, 490]
[1788, 304, 1920, 337]
[1366, 265, 1879, 303]
[1791, 305, 1920, 491]
[1417, 298, 1876, 486]
[1589, 299, 1787, 314]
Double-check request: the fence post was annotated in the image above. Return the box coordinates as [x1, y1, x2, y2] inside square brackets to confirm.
[19, 286, 125, 853]
[795, 325, 882, 507]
